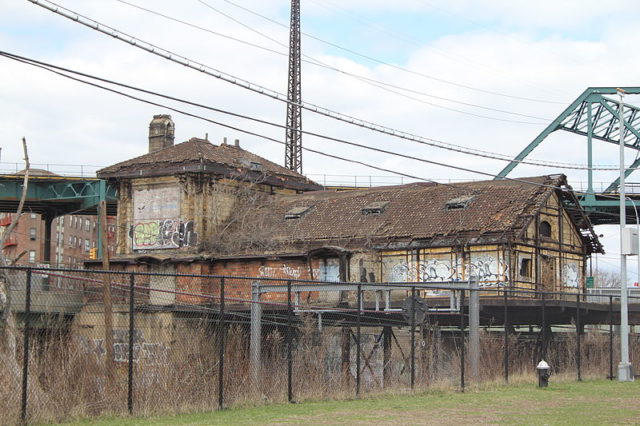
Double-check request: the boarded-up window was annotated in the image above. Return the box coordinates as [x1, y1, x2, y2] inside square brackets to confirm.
[149, 264, 177, 305]
[319, 258, 340, 282]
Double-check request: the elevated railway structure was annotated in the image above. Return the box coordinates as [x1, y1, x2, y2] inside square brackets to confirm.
[0, 173, 117, 261]
[495, 87, 640, 225]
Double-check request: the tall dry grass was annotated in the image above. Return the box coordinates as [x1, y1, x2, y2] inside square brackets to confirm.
[1, 318, 637, 425]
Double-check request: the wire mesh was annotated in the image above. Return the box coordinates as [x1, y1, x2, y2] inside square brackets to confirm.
[0, 265, 637, 423]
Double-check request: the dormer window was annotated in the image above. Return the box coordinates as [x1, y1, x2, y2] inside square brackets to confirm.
[445, 195, 475, 211]
[285, 206, 313, 220]
[362, 201, 389, 215]
[240, 159, 264, 172]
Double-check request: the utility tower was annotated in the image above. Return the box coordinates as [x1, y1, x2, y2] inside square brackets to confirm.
[285, 0, 302, 173]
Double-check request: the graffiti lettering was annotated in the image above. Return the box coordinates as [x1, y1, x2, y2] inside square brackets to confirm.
[259, 264, 320, 279]
[82, 330, 168, 364]
[390, 256, 509, 287]
[132, 219, 197, 250]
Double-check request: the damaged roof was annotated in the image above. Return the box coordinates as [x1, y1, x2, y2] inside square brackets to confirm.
[230, 175, 603, 254]
[97, 138, 321, 191]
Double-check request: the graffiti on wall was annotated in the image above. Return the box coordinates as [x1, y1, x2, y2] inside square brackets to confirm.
[132, 186, 197, 249]
[83, 329, 168, 364]
[259, 264, 320, 279]
[389, 254, 509, 287]
[563, 263, 580, 288]
[132, 219, 198, 249]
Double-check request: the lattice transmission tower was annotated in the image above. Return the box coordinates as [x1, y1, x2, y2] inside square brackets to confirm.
[285, 0, 302, 173]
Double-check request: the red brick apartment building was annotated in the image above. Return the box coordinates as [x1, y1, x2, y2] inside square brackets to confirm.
[0, 212, 116, 267]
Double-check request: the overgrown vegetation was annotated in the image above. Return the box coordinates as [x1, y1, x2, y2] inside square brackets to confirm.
[1, 312, 636, 425]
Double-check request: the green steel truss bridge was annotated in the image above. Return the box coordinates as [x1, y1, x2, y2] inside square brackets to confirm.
[496, 87, 640, 225]
[0, 174, 117, 261]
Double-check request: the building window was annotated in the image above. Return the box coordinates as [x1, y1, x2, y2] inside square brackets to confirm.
[540, 221, 552, 238]
[28, 250, 36, 263]
[29, 227, 37, 241]
[73, 236, 77, 248]
[319, 258, 341, 282]
[85, 219, 90, 232]
[519, 256, 532, 278]
[92, 240, 96, 248]
[84, 239, 90, 253]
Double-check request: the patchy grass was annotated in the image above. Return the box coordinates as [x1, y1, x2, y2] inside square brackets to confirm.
[60, 379, 640, 425]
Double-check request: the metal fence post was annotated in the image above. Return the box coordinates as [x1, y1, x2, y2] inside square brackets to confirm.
[576, 293, 582, 381]
[218, 277, 225, 410]
[503, 289, 509, 383]
[20, 268, 33, 423]
[609, 295, 614, 380]
[356, 284, 362, 397]
[541, 292, 547, 360]
[410, 286, 416, 390]
[469, 278, 480, 381]
[459, 289, 465, 392]
[287, 280, 293, 403]
[250, 282, 262, 387]
[128, 273, 135, 415]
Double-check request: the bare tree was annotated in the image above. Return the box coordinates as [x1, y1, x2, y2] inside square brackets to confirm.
[0, 137, 30, 393]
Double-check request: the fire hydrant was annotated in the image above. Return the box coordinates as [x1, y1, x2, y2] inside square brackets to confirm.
[536, 360, 551, 387]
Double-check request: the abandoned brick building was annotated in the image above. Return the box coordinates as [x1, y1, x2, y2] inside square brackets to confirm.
[93, 115, 603, 306]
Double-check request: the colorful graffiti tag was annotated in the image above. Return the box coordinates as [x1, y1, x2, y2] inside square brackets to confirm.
[132, 185, 197, 250]
[390, 255, 509, 287]
[132, 219, 198, 250]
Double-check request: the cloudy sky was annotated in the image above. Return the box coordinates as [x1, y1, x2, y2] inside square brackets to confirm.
[2, 0, 640, 278]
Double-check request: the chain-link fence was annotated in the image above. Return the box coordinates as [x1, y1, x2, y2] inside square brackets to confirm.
[0, 266, 638, 424]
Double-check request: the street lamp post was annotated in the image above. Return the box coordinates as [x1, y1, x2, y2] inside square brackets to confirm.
[627, 197, 640, 291]
[618, 89, 634, 382]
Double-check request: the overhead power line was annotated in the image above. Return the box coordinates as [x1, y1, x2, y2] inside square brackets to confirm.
[26, 1, 620, 171]
[1, 51, 440, 186]
[2, 50, 629, 228]
[214, 0, 565, 105]
[116, 0, 550, 124]
[0, 50, 625, 173]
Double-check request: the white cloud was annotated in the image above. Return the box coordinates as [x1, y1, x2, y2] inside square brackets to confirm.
[1, 0, 640, 257]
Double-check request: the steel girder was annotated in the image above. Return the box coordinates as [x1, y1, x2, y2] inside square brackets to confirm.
[495, 87, 640, 195]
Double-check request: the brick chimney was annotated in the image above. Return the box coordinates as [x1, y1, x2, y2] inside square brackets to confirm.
[148, 114, 175, 153]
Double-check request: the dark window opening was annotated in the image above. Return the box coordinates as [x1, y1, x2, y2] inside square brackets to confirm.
[445, 195, 475, 211]
[540, 221, 552, 237]
[519, 258, 532, 278]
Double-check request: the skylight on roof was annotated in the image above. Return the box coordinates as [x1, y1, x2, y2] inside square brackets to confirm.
[285, 206, 313, 219]
[362, 201, 389, 215]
